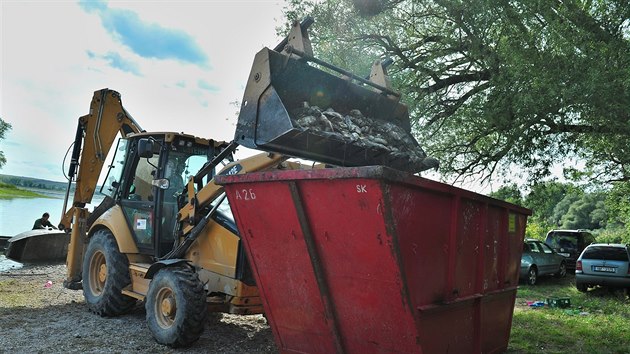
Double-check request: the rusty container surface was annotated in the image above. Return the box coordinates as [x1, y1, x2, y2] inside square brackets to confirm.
[216, 166, 530, 353]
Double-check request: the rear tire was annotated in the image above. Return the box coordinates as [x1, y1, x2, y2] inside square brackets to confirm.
[82, 229, 136, 316]
[145, 267, 208, 347]
[555, 262, 567, 278]
[527, 267, 538, 286]
[576, 282, 588, 292]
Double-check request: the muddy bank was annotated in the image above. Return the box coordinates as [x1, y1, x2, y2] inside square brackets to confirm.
[0, 263, 276, 353]
[0, 255, 23, 272]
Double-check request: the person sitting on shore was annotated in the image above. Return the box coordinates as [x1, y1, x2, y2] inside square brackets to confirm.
[32, 212, 57, 230]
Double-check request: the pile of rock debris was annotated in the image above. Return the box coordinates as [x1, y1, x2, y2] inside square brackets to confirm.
[290, 103, 438, 172]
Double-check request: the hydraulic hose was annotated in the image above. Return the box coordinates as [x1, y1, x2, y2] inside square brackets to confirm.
[161, 193, 227, 260]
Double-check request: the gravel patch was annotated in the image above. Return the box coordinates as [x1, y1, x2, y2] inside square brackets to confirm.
[0, 263, 276, 353]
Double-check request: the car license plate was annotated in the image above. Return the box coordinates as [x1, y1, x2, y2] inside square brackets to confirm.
[593, 266, 616, 273]
[558, 252, 570, 257]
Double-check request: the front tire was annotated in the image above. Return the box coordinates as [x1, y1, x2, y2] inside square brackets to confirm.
[527, 267, 538, 286]
[145, 267, 208, 347]
[82, 229, 136, 316]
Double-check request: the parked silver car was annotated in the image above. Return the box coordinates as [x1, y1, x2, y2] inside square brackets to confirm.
[520, 239, 568, 285]
[575, 243, 630, 292]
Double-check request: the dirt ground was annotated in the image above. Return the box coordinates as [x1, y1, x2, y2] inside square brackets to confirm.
[0, 262, 277, 353]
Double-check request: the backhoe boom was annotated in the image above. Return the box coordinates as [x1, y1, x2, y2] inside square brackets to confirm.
[61, 89, 142, 288]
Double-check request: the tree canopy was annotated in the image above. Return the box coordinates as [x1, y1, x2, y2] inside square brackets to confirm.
[487, 179, 624, 241]
[487, 183, 524, 205]
[283, 0, 630, 186]
[0, 117, 11, 169]
[605, 182, 630, 237]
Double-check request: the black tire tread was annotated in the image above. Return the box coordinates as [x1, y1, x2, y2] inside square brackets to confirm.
[555, 262, 567, 278]
[146, 267, 208, 348]
[83, 229, 136, 316]
[527, 267, 537, 286]
[576, 283, 588, 292]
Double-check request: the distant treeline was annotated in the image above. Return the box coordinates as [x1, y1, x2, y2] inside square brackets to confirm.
[0, 174, 68, 191]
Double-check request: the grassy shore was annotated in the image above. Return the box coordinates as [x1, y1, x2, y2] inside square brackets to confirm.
[0, 182, 48, 199]
[509, 274, 630, 353]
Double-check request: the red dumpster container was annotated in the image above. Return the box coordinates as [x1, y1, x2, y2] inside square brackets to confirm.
[216, 166, 530, 353]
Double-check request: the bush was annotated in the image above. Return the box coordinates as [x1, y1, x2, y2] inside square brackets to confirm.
[525, 220, 550, 241]
[0, 182, 17, 189]
[594, 227, 630, 244]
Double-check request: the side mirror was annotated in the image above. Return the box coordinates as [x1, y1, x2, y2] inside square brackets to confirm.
[138, 139, 155, 158]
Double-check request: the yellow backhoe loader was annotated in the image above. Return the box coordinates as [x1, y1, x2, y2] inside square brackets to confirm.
[59, 18, 435, 347]
[59, 88, 297, 346]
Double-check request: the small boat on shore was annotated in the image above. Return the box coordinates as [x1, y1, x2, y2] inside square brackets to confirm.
[5, 229, 69, 262]
[0, 236, 10, 252]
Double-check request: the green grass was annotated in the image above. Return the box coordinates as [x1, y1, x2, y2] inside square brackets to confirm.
[0, 279, 33, 307]
[509, 275, 630, 353]
[0, 182, 48, 199]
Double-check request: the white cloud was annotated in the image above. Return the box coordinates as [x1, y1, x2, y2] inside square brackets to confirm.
[79, 0, 210, 67]
[1, 0, 287, 182]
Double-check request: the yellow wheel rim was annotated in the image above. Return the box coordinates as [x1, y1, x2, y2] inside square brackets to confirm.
[89, 250, 106, 296]
[155, 287, 176, 329]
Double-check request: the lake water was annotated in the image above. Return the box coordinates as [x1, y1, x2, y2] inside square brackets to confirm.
[0, 189, 104, 237]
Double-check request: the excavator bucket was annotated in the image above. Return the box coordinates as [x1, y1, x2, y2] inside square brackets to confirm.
[235, 42, 435, 173]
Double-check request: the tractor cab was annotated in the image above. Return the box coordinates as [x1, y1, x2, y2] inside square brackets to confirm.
[101, 132, 230, 257]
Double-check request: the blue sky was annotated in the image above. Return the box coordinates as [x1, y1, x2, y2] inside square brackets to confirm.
[1, 0, 286, 182]
[79, 0, 209, 67]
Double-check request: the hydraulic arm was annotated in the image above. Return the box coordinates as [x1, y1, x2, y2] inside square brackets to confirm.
[61, 89, 142, 288]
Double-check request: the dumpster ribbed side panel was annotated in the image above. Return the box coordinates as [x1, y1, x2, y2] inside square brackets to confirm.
[389, 184, 479, 353]
[387, 184, 525, 353]
[218, 166, 530, 354]
[227, 181, 337, 353]
[296, 178, 419, 353]
[456, 199, 483, 299]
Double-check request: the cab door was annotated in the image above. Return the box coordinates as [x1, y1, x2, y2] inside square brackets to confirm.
[119, 139, 161, 255]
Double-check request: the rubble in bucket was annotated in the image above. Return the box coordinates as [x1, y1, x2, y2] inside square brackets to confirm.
[291, 103, 437, 172]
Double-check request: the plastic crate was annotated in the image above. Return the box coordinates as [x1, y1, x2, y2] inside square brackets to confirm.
[547, 297, 571, 308]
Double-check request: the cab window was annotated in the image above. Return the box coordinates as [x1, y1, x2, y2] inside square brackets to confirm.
[101, 138, 129, 198]
[126, 155, 159, 201]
